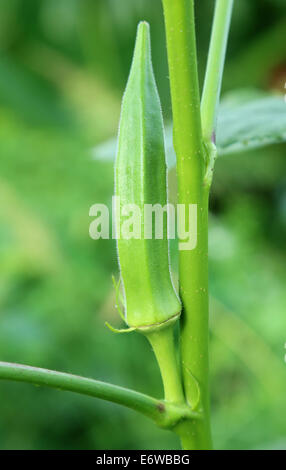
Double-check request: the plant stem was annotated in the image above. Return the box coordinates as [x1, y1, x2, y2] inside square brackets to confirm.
[146, 325, 185, 404]
[0, 361, 169, 424]
[201, 0, 234, 142]
[162, 0, 212, 449]
[162, 0, 203, 162]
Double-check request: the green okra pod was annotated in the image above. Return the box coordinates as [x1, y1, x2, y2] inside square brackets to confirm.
[115, 22, 181, 332]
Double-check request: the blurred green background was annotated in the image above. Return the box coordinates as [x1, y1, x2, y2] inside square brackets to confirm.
[0, 0, 285, 450]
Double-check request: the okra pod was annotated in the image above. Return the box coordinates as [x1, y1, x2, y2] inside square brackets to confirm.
[115, 22, 181, 332]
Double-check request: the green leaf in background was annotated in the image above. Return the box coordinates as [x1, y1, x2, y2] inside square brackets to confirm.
[93, 91, 286, 166]
[217, 92, 286, 155]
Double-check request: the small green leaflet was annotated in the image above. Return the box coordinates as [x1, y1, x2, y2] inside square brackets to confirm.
[93, 92, 286, 168]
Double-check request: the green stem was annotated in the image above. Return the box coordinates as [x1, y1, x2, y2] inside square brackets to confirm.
[162, 0, 203, 162]
[146, 325, 185, 404]
[162, 0, 212, 449]
[177, 190, 211, 450]
[0, 361, 170, 425]
[201, 0, 234, 142]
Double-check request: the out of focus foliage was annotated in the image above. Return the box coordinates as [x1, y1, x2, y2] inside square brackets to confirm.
[0, 0, 285, 450]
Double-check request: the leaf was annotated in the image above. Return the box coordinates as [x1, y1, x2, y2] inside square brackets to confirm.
[217, 94, 286, 155]
[93, 91, 286, 166]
